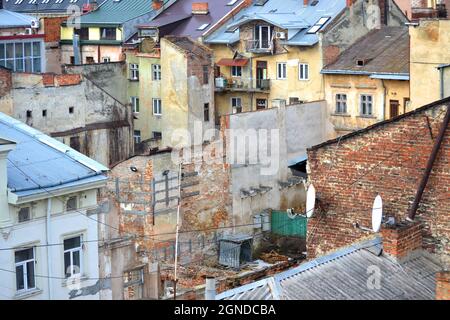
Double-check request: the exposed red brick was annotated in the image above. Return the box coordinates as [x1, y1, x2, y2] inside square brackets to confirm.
[306, 103, 450, 261]
[42, 73, 55, 87]
[43, 17, 67, 43]
[55, 74, 81, 86]
[0, 68, 12, 97]
[381, 221, 423, 259]
[152, 0, 163, 11]
[436, 271, 450, 300]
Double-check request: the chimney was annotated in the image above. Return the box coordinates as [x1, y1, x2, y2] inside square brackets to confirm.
[192, 2, 209, 15]
[381, 221, 423, 262]
[91, 0, 98, 11]
[379, 0, 388, 25]
[152, 0, 163, 11]
[303, 0, 308, 6]
[0, 0, 3, 10]
[145, 262, 162, 299]
[436, 271, 450, 300]
[205, 277, 216, 300]
[346, 0, 355, 7]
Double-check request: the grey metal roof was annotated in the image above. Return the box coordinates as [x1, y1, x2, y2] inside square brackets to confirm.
[0, 112, 108, 199]
[216, 238, 442, 300]
[322, 27, 410, 76]
[0, 9, 35, 28]
[140, 0, 240, 40]
[79, 0, 160, 25]
[3, 0, 90, 13]
[204, 0, 346, 46]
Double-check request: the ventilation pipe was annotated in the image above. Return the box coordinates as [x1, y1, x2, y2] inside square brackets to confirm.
[205, 277, 216, 300]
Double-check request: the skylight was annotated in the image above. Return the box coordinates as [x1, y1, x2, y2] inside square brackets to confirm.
[197, 23, 210, 31]
[307, 16, 330, 34]
[227, 0, 239, 5]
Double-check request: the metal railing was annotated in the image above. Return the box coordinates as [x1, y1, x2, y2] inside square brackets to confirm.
[245, 39, 273, 53]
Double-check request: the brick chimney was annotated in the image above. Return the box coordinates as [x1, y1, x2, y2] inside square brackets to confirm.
[152, 0, 163, 11]
[381, 221, 423, 262]
[346, 0, 355, 7]
[192, 2, 209, 14]
[379, 0, 388, 25]
[436, 271, 450, 300]
[303, 0, 308, 6]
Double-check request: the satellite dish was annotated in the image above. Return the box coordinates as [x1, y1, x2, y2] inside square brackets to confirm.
[372, 195, 383, 232]
[306, 185, 316, 218]
[287, 208, 296, 219]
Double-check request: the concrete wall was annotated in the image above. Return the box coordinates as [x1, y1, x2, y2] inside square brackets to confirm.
[225, 101, 335, 233]
[410, 19, 450, 109]
[64, 62, 127, 105]
[5, 71, 133, 167]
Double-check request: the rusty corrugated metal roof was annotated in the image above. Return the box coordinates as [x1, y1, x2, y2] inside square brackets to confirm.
[322, 27, 410, 75]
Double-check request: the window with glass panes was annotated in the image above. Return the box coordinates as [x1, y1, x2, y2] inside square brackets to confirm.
[335, 94, 347, 113]
[152, 64, 161, 80]
[360, 94, 373, 116]
[0, 41, 42, 73]
[15, 248, 35, 292]
[64, 236, 83, 278]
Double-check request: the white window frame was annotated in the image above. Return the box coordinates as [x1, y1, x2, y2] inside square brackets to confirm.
[63, 235, 83, 278]
[15, 247, 36, 293]
[335, 93, 348, 114]
[152, 64, 161, 80]
[277, 62, 287, 80]
[360, 94, 373, 116]
[231, 97, 242, 113]
[299, 63, 309, 81]
[153, 98, 162, 115]
[231, 65, 242, 77]
[134, 130, 141, 144]
[131, 96, 140, 113]
[255, 25, 271, 49]
[129, 63, 139, 80]
[0, 40, 43, 73]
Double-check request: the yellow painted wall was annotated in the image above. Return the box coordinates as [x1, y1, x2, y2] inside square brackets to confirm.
[324, 74, 410, 133]
[60, 26, 73, 40]
[89, 28, 100, 41]
[410, 19, 450, 109]
[209, 33, 324, 116]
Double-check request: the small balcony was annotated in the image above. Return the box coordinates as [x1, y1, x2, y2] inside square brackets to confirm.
[215, 77, 271, 93]
[245, 39, 273, 54]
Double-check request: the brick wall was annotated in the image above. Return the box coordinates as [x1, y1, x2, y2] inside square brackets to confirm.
[0, 68, 12, 97]
[436, 271, 450, 300]
[381, 221, 423, 260]
[44, 17, 67, 43]
[306, 102, 450, 263]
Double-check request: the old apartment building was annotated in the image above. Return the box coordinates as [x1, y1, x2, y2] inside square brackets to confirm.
[0, 66, 134, 167]
[126, 36, 215, 150]
[322, 26, 410, 134]
[203, 0, 407, 115]
[0, 112, 108, 300]
[60, 0, 174, 65]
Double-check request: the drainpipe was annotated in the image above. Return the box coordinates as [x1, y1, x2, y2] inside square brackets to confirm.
[46, 198, 53, 300]
[408, 105, 450, 221]
[440, 66, 445, 99]
[381, 79, 386, 120]
[205, 277, 216, 300]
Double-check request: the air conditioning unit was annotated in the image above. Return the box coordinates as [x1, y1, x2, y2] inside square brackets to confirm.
[25, 28, 33, 35]
[276, 32, 286, 39]
[215, 77, 226, 88]
[30, 20, 40, 29]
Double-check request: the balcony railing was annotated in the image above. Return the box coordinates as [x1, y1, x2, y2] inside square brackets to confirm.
[245, 39, 273, 53]
[215, 77, 271, 92]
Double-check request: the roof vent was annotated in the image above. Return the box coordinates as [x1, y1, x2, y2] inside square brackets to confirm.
[356, 59, 366, 66]
[192, 2, 209, 15]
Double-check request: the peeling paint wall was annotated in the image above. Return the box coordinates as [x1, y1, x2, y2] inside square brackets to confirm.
[4, 70, 133, 167]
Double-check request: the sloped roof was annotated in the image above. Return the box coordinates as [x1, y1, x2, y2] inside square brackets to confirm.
[140, 0, 240, 39]
[322, 27, 410, 76]
[204, 0, 346, 46]
[0, 112, 108, 200]
[79, 0, 160, 25]
[0, 9, 35, 28]
[216, 238, 442, 300]
[3, 0, 90, 13]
